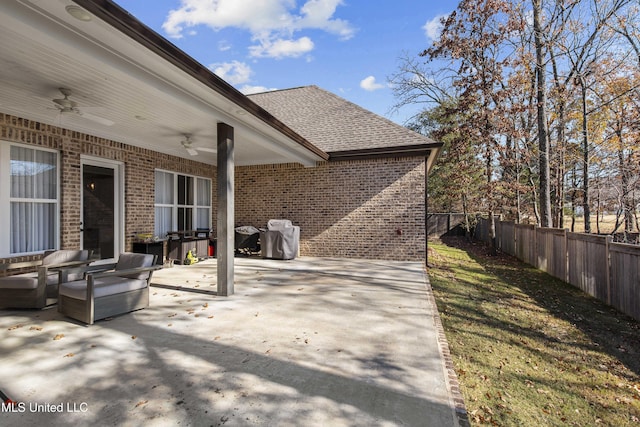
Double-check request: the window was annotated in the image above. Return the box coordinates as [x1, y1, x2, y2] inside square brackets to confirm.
[154, 170, 211, 237]
[154, 171, 174, 238]
[196, 178, 211, 230]
[0, 142, 59, 256]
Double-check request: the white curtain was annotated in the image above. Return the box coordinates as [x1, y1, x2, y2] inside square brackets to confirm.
[154, 171, 174, 237]
[196, 177, 211, 229]
[155, 170, 173, 204]
[154, 207, 173, 238]
[10, 146, 57, 254]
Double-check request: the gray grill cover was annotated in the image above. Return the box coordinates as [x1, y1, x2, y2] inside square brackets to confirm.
[260, 219, 300, 260]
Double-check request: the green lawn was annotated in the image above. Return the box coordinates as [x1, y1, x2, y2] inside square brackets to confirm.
[428, 237, 640, 426]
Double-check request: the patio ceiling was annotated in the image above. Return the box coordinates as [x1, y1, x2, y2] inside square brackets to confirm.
[0, 0, 328, 167]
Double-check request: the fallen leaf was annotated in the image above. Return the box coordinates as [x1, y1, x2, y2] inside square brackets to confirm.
[203, 303, 208, 308]
[8, 324, 24, 331]
[135, 400, 148, 408]
[131, 336, 137, 340]
[64, 353, 75, 357]
[208, 316, 214, 319]
[29, 326, 43, 331]
[53, 334, 64, 340]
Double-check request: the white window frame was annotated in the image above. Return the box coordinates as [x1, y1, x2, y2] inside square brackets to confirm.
[154, 169, 211, 237]
[0, 140, 60, 257]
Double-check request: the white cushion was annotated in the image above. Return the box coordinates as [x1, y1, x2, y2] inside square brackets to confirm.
[59, 277, 147, 300]
[0, 275, 39, 289]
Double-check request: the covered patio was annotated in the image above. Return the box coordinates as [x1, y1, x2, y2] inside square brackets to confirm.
[0, 257, 462, 426]
[0, 0, 328, 295]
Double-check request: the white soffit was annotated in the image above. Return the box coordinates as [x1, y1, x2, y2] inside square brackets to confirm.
[0, 0, 326, 166]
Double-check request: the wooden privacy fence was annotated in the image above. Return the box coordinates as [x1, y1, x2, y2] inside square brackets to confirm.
[475, 217, 640, 322]
[427, 213, 469, 237]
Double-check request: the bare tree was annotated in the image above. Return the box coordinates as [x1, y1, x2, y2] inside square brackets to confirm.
[533, 0, 553, 227]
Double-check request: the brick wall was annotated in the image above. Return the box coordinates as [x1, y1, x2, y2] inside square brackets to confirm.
[0, 114, 215, 264]
[235, 157, 426, 261]
[1, 113, 426, 263]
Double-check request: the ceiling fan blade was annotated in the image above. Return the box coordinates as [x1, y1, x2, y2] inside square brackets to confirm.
[196, 147, 217, 153]
[77, 111, 114, 126]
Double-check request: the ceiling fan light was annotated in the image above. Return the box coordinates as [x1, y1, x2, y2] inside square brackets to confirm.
[54, 98, 76, 109]
[65, 5, 92, 22]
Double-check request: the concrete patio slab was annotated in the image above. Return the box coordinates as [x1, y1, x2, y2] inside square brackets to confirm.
[0, 257, 463, 426]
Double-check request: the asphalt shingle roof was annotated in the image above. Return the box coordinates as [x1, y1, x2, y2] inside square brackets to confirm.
[248, 85, 436, 154]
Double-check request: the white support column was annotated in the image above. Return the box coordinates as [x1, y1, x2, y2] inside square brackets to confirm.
[217, 122, 234, 296]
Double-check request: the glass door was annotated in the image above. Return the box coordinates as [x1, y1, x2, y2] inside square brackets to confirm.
[81, 159, 122, 261]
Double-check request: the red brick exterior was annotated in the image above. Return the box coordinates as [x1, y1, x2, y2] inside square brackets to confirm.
[1, 113, 426, 264]
[235, 158, 426, 260]
[0, 114, 215, 265]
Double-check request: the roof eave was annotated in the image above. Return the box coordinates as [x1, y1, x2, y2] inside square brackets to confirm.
[328, 143, 443, 169]
[71, 0, 329, 162]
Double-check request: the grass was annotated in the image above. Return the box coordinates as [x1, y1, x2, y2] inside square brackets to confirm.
[563, 214, 624, 234]
[428, 237, 640, 426]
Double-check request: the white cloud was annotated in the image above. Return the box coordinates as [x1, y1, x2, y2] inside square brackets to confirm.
[218, 40, 232, 52]
[162, 0, 355, 58]
[210, 60, 252, 85]
[360, 76, 385, 91]
[249, 36, 314, 59]
[298, 0, 354, 40]
[240, 85, 278, 95]
[423, 14, 448, 42]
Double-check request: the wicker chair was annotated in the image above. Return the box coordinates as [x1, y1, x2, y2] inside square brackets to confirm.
[58, 253, 161, 324]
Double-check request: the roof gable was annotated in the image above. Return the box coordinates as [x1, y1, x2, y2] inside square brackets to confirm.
[248, 85, 438, 154]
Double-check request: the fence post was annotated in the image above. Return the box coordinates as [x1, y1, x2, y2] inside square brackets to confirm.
[605, 235, 612, 305]
[533, 223, 538, 269]
[564, 229, 569, 283]
[512, 221, 516, 258]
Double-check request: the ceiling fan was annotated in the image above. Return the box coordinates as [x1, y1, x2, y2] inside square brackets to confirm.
[52, 88, 114, 126]
[181, 134, 216, 156]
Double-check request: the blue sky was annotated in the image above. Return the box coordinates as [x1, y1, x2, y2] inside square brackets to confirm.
[113, 0, 459, 125]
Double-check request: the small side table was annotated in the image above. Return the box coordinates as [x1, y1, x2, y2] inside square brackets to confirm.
[132, 240, 165, 265]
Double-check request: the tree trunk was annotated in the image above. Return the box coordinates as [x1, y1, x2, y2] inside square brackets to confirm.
[529, 174, 540, 225]
[580, 78, 591, 233]
[596, 183, 601, 234]
[555, 101, 566, 229]
[550, 50, 567, 229]
[533, 0, 552, 227]
[571, 164, 578, 232]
